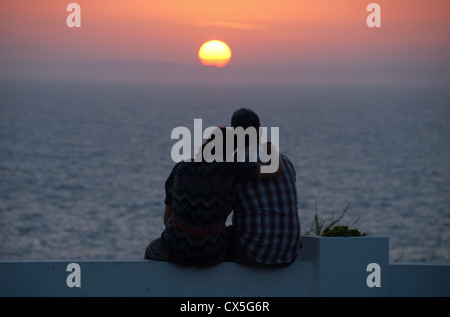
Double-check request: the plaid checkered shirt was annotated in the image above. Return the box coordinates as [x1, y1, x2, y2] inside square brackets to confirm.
[232, 152, 302, 264]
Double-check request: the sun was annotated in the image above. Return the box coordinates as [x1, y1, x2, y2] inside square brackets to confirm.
[198, 40, 232, 68]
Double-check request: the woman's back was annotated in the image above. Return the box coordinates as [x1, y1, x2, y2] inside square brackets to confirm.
[161, 160, 258, 267]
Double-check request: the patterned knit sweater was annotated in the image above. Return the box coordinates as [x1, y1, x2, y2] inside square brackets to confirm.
[160, 160, 258, 267]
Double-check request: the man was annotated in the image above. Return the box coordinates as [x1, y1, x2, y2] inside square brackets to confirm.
[227, 108, 302, 267]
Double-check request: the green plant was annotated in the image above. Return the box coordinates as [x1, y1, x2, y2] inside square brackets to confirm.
[322, 225, 366, 237]
[305, 202, 366, 237]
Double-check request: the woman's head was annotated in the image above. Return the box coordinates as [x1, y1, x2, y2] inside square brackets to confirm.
[199, 126, 232, 162]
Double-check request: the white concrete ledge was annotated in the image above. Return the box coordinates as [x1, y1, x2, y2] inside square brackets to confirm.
[389, 262, 450, 297]
[1, 236, 449, 297]
[0, 260, 314, 297]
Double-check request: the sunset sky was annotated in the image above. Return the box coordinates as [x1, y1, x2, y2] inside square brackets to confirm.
[1, 0, 449, 84]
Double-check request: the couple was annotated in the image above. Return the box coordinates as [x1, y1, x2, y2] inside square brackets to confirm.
[144, 108, 302, 268]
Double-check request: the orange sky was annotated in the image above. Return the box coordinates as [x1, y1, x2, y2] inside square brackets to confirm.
[0, 0, 449, 84]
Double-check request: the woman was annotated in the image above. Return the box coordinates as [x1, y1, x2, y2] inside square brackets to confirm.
[144, 126, 284, 267]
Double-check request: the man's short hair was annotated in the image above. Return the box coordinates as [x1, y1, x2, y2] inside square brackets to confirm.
[231, 108, 261, 130]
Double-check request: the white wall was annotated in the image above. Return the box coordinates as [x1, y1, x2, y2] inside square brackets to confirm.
[1, 236, 449, 297]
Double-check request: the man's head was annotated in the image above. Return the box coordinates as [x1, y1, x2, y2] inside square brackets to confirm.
[231, 108, 260, 130]
[230, 108, 261, 158]
[230, 108, 279, 172]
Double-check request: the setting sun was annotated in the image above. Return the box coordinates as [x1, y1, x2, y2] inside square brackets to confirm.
[198, 40, 232, 68]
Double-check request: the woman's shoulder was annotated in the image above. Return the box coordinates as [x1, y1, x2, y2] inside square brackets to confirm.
[171, 160, 220, 178]
[172, 159, 195, 170]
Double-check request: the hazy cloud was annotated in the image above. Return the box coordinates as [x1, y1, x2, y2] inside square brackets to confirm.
[196, 20, 266, 31]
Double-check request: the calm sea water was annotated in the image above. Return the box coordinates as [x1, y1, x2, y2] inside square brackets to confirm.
[0, 80, 449, 262]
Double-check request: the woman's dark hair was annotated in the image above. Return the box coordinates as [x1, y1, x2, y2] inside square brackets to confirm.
[200, 126, 229, 162]
[231, 108, 260, 130]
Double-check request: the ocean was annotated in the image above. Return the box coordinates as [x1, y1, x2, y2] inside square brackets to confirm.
[0, 80, 449, 262]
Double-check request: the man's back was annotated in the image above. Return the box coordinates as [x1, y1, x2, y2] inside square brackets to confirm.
[232, 153, 302, 265]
